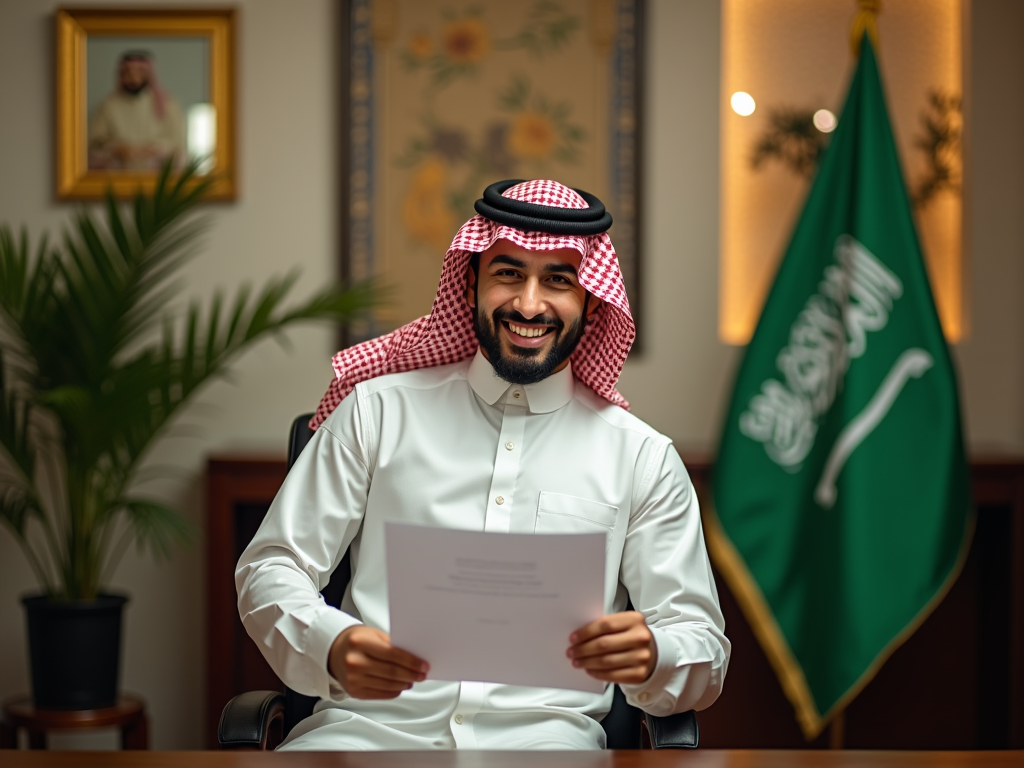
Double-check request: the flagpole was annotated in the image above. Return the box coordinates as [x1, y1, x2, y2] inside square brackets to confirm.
[850, 0, 881, 56]
[829, 712, 845, 749]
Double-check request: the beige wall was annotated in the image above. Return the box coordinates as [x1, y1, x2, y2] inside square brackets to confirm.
[616, 0, 742, 452]
[0, 0, 1021, 750]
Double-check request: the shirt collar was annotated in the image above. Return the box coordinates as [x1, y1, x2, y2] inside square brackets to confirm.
[467, 349, 575, 414]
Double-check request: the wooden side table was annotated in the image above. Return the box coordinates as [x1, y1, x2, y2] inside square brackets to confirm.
[0, 694, 148, 750]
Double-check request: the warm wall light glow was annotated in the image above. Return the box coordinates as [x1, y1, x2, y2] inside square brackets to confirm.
[721, 0, 963, 345]
[731, 91, 756, 116]
[813, 109, 837, 133]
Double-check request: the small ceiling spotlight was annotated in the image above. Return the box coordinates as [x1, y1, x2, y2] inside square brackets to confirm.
[813, 109, 838, 133]
[731, 91, 756, 116]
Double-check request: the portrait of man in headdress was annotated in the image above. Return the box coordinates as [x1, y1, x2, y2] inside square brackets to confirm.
[88, 50, 187, 171]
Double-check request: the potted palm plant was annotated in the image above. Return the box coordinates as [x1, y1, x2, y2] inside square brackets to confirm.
[0, 163, 378, 709]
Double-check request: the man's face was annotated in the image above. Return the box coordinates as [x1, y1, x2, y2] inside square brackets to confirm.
[466, 239, 600, 385]
[119, 59, 150, 94]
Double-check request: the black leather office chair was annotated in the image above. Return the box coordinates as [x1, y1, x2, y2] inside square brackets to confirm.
[218, 414, 699, 750]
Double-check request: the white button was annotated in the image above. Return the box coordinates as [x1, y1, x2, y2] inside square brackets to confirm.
[505, 441, 514, 451]
[495, 496, 505, 505]
[454, 714, 463, 725]
[638, 691, 651, 703]
[512, 390, 521, 399]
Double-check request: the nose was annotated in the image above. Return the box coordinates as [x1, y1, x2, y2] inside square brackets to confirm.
[513, 276, 546, 320]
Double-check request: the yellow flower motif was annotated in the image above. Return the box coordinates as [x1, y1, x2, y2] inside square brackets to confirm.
[402, 158, 455, 251]
[442, 18, 490, 64]
[508, 112, 557, 160]
[408, 32, 432, 59]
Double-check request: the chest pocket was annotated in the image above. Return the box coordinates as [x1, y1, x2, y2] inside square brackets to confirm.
[534, 491, 618, 537]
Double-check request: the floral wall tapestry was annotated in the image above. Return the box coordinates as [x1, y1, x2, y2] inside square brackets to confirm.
[345, 0, 641, 338]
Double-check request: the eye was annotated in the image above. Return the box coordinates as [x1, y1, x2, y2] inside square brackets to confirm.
[547, 274, 573, 285]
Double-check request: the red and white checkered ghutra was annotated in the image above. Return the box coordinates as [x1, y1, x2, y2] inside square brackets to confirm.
[311, 180, 636, 429]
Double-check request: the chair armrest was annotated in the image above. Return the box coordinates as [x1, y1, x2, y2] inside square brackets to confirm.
[218, 690, 285, 750]
[641, 710, 699, 749]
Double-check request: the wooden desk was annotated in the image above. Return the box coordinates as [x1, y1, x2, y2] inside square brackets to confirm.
[3, 750, 1024, 768]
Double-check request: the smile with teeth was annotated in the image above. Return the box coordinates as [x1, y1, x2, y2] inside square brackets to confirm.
[506, 322, 552, 338]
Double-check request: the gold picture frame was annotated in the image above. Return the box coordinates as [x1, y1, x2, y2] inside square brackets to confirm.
[56, 8, 237, 200]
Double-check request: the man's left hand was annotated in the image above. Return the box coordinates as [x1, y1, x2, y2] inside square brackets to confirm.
[567, 611, 657, 684]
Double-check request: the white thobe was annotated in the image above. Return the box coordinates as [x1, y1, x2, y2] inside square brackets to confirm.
[236, 351, 730, 750]
[88, 90, 185, 170]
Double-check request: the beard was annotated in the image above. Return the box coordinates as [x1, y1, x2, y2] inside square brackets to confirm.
[473, 305, 587, 386]
[122, 80, 149, 96]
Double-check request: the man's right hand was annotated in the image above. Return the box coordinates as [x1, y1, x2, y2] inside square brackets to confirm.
[328, 625, 429, 699]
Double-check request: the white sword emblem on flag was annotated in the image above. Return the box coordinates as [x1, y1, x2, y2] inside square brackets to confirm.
[739, 236, 904, 470]
[814, 348, 934, 509]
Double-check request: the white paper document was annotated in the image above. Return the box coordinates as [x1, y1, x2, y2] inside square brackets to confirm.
[386, 522, 606, 693]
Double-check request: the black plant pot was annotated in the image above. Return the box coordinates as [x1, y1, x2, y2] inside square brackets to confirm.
[21, 593, 128, 710]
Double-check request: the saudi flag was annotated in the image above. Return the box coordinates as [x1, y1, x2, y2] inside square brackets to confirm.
[709, 36, 972, 739]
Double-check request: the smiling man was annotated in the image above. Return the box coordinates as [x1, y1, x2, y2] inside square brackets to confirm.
[236, 179, 729, 750]
[468, 240, 599, 385]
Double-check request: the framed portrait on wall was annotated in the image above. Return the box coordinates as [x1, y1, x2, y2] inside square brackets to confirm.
[340, 0, 644, 343]
[55, 8, 237, 200]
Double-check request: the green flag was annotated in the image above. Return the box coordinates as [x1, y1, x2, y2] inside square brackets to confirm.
[709, 36, 972, 739]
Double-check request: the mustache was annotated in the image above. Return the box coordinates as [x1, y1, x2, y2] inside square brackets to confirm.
[492, 308, 564, 331]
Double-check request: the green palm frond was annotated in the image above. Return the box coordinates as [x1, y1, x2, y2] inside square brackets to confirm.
[0, 159, 382, 599]
[123, 500, 192, 559]
[0, 385, 57, 593]
[0, 355, 37, 485]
